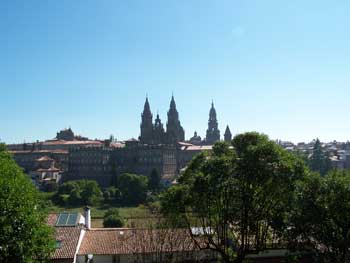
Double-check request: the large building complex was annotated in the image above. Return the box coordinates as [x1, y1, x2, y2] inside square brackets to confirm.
[8, 96, 230, 188]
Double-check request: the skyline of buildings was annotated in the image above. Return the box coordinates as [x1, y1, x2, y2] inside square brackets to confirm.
[4, 94, 350, 145]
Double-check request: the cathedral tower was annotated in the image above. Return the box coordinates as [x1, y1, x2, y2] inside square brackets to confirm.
[205, 101, 220, 144]
[153, 113, 165, 144]
[224, 125, 232, 143]
[139, 97, 153, 144]
[166, 95, 185, 144]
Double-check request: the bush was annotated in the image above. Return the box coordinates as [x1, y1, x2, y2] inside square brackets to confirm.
[103, 208, 124, 228]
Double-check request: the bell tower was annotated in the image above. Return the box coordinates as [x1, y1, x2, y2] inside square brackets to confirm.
[139, 97, 153, 144]
[205, 101, 220, 144]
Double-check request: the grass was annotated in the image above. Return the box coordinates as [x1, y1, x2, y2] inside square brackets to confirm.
[41, 192, 161, 228]
[48, 203, 151, 228]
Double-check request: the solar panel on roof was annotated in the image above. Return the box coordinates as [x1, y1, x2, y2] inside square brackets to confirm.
[67, 213, 78, 225]
[56, 212, 79, 226]
[56, 213, 69, 226]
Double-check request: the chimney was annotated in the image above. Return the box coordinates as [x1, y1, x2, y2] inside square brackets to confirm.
[84, 206, 91, 229]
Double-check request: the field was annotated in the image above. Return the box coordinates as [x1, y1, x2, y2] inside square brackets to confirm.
[49, 204, 152, 228]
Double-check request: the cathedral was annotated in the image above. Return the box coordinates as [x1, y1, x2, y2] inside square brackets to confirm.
[8, 95, 234, 187]
[139, 95, 231, 146]
[139, 96, 185, 145]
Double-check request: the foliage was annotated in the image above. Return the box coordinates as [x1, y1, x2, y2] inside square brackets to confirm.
[53, 180, 102, 206]
[161, 133, 307, 263]
[308, 138, 332, 176]
[287, 170, 350, 262]
[103, 186, 121, 204]
[0, 144, 55, 262]
[103, 208, 124, 228]
[117, 173, 148, 205]
[148, 168, 161, 192]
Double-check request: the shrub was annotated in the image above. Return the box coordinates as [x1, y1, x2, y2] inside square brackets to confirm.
[103, 208, 124, 228]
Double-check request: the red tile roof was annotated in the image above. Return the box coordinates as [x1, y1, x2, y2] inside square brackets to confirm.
[52, 227, 82, 260]
[47, 213, 59, 227]
[47, 213, 84, 260]
[78, 228, 204, 255]
[43, 140, 103, 146]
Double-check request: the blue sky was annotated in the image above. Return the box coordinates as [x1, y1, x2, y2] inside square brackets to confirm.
[1, 0, 350, 143]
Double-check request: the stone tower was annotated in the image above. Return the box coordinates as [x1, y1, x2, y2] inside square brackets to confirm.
[153, 113, 165, 144]
[224, 125, 232, 143]
[139, 97, 153, 144]
[205, 101, 220, 144]
[166, 95, 185, 144]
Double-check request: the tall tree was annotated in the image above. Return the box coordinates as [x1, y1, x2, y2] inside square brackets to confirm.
[309, 138, 331, 175]
[161, 133, 307, 263]
[287, 170, 350, 262]
[148, 168, 161, 192]
[0, 144, 55, 262]
[118, 173, 148, 205]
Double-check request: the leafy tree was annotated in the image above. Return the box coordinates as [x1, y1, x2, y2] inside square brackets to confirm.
[161, 133, 307, 263]
[103, 208, 124, 228]
[287, 170, 350, 262]
[148, 168, 161, 192]
[0, 144, 55, 262]
[103, 186, 121, 204]
[80, 180, 103, 205]
[53, 180, 102, 206]
[118, 173, 148, 205]
[309, 138, 331, 175]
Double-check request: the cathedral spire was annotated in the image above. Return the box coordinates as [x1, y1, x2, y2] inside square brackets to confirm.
[224, 125, 232, 142]
[205, 101, 220, 145]
[170, 94, 176, 110]
[166, 95, 185, 144]
[140, 97, 153, 144]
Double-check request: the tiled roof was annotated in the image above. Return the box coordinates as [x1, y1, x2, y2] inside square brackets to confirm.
[78, 228, 204, 255]
[47, 213, 85, 260]
[43, 140, 103, 146]
[9, 150, 68, 154]
[52, 227, 82, 260]
[47, 213, 59, 227]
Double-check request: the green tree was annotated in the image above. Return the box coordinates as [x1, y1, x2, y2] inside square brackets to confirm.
[118, 173, 148, 205]
[80, 180, 103, 205]
[53, 180, 102, 206]
[309, 138, 331, 175]
[161, 133, 307, 263]
[148, 168, 161, 192]
[103, 186, 121, 204]
[103, 208, 124, 228]
[0, 144, 55, 262]
[287, 170, 350, 262]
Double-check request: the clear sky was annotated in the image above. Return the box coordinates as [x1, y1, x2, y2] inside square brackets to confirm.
[1, 0, 350, 144]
